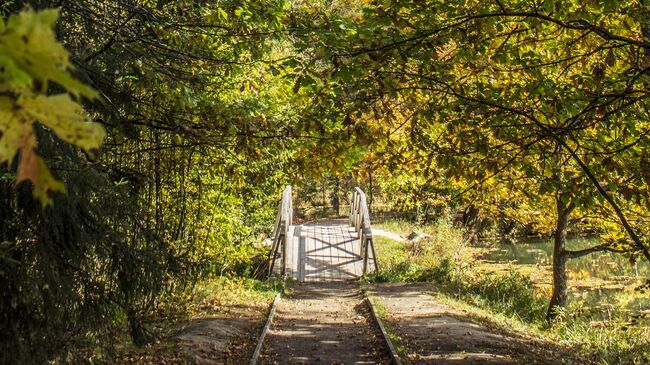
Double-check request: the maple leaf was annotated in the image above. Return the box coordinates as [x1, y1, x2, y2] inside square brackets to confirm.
[0, 9, 104, 205]
[16, 147, 66, 206]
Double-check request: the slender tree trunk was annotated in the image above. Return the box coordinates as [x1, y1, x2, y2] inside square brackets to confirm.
[322, 180, 326, 208]
[640, 1, 650, 60]
[127, 308, 152, 347]
[154, 132, 162, 236]
[369, 172, 373, 213]
[546, 195, 573, 321]
[331, 177, 340, 216]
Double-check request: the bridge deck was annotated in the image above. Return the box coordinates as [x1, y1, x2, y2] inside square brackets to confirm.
[282, 218, 372, 282]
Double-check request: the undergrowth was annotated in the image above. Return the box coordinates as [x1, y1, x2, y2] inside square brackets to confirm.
[83, 276, 283, 364]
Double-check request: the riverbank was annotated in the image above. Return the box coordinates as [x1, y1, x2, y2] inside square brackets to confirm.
[368, 219, 650, 365]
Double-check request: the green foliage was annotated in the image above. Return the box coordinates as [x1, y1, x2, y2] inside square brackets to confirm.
[368, 260, 424, 283]
[0, 2, 292, 363]
[292, 0, 650, 257]
[190, 276, 283, 310]
[458, 270, 547, 323]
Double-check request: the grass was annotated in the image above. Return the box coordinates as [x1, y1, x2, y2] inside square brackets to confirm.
[374, 219, 420, 236]
[368, 218, 650, 365]
[190, 275, 283, 312]
[364, 295, 409, 362]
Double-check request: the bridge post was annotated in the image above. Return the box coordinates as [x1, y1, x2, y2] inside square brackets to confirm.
[268, 185, 292, 278]
[350, 187, 379, 275]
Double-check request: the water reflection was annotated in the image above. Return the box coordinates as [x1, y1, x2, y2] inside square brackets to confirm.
[480, 237, 650, 318]
[483, 237, 650, 279]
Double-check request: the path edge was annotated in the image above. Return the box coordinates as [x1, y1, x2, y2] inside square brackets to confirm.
[364, 292, 403, 365]
[249, 293, 281, 365]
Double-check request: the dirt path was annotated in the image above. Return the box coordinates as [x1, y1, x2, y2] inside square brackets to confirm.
[118, 296, 268, 365]
[259, 282, 391, 364]
[372, 228, 407, 243]
[173, 316, 261, 364]
[367, 283, 575, 365]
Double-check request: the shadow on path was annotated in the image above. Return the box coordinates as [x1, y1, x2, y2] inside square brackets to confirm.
[259, 282, 391, 364]
[368, 283, 581, 365]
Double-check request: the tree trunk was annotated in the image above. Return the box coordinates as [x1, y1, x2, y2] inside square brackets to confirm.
[368, 172, 373, 213]
[331, 178, 340, 216]
[546, 196, 573, 321]
[462, 205, 481, 244]
[127, 309, 153, 347]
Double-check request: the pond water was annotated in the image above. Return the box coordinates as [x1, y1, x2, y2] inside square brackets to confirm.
[483, 237, 650, 279]
[481, 237, 650, 317]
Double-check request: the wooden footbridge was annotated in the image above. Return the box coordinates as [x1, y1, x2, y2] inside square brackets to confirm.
[268, 186, 378, 281]
[253, 187, 396, 365]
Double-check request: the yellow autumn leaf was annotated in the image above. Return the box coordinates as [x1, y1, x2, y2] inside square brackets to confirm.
[0, 96, 34, 163]
[16, 147, 66, 206]
[0, 9, 104, 205]
[19, 94, 105, 152]
[0, 8, 96, 98]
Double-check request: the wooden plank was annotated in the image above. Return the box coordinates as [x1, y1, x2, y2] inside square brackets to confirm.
[365, 295, 403, 365]
[249, 293, 281, 365]
[284, 218, 372, 282]
[326, 224, 334, 281]
[298, 225, 305, 282]
[286, 225, 296, 277]
[335, 225, 343, 280]
[304, 229, 316, 282]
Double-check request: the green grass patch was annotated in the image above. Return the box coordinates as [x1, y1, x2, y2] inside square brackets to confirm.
[190, 275, 283, 312]
[365, 296, 409, 362]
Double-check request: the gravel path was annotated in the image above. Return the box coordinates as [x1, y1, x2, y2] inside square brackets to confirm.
[259, 282, 391, 364]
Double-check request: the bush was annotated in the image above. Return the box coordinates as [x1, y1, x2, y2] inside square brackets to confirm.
[367, 261, 424, 282]
[456, 270, 547, 322]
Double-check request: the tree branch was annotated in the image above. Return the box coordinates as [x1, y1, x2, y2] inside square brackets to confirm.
[564, 244, 630, 259]
[403, 74, 650, 264]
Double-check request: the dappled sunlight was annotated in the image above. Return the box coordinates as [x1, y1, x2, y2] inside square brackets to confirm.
[260, 282, 391, 364]
[368, 283, 565, 364]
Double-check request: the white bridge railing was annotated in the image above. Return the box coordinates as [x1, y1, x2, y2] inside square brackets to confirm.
[268, 185, 292, 276]
[268, 185, 377, 278]
[350, 187, 378, 274]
